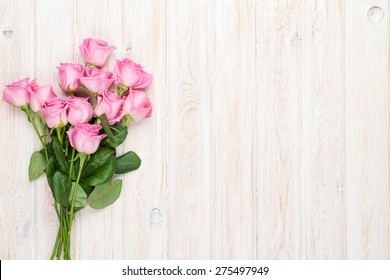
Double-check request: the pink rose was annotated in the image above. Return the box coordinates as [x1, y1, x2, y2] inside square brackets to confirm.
[114, 58, 153, 89]
[79, 68, 115, 93]
[67, 123, 106, 154]
[79, 38, 116, 67]
[2, 78, 35, 107]
[39, 97, 68, 128]
[28, 85, 57, 112]
[67, 96, 93, 125]
[57, 63, 84, 92]
[94, 91, 124, 124]
[122, 89, 152, 122]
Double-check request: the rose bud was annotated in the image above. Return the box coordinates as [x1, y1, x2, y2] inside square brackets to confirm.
[94, 90, 124, 125]
[28, 85, 57, 112]
[57, 63, 84, 92]
[2, 78, 35, 107]
[67, 123, 107, 154]
[79, 38, 116, 68]
[67, 96, 93, 125]
[79, 68, 115, 93]
[122, 89, 152, 122]
[114, 58, 153, 90]
[39, 97, 68, 128]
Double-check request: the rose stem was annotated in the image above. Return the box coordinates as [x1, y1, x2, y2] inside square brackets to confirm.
[24, 109, 48, 160]
[55, 127, 63, 146]
[38, 115, 49, 161]
[69, 153, 87, 218]
[69, 148, 75, 179]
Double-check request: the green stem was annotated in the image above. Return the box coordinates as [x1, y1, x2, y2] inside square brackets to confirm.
[58, 153, 87, 260]
[65, 142, 69, 156]
[56, 127, 63, 146]
[54, 203, 60, 219]
[38, 115, 49, 161]
[56, 209, 64, 260]
[56, 238, 62, 260]
[62, 211, 70, 260]
[27, 112, 45, 146]
[24, 110, 48, 160]
[65, 222, 71, 260]
[50, 226, 61, 260]
[69, 148, 75, 179]
[66, 210, 73, 260]
[69, 153, 87, 217]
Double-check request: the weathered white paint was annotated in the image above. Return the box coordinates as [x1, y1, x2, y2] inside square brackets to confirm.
[0, 0, 389, 259]
[345, 0, 390, 259]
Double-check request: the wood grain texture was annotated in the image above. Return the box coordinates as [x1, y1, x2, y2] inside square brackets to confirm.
[121, 0, 167, 259]
[76, 0, 124, 260]
[256, 0, 302, 259]
[33, 0, 77, 259]
[212, 0, 256, 259]
[300, 0, 346, 259]
[0, 0, 35, 259]
[0, 0, 389, 259]
[345, 0, 390, 259]
[166, 0, 212, 259]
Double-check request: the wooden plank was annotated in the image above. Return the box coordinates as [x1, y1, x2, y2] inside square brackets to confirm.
[121, 0, 167, 259]
[1, 0, 390, 260]
[300, 0, 346, 259]
[33, 0, 77, 259]
[166, 0, 212, 259]
[345, 0, 390, 259]
[0, 0, 35, 259]
[256, 0, 302, 259]
[212, 0, 256, 259]
[76, 0, 123, 259]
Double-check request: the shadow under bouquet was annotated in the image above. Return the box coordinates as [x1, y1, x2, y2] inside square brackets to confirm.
[2, 38, 153, 260]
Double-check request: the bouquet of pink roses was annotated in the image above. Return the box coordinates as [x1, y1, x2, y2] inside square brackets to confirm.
[2, 38, 152, 260]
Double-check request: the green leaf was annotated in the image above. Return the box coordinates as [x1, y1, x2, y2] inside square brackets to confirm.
[81, 147, 114, 178]
[52, 137, 68, 173]
[81, 155, 116, 186]
[115, 151, 141, 174]
[68, 182, 87, 208]
[46, 157, 57, 186]
[80, 182, 94, 197]
[28, 151, 46, 181]
[51, 171, 71, 207]
[104, 125, 128, 148]
[99, 114, 118, 146]
[112, 125, 127, 145]
[43, 141, 54, 158]
[87, 179, 122, 209]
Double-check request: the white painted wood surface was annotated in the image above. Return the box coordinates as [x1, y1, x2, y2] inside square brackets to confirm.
[345, 0, 389, 259]
[0, 0, 389, 259]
